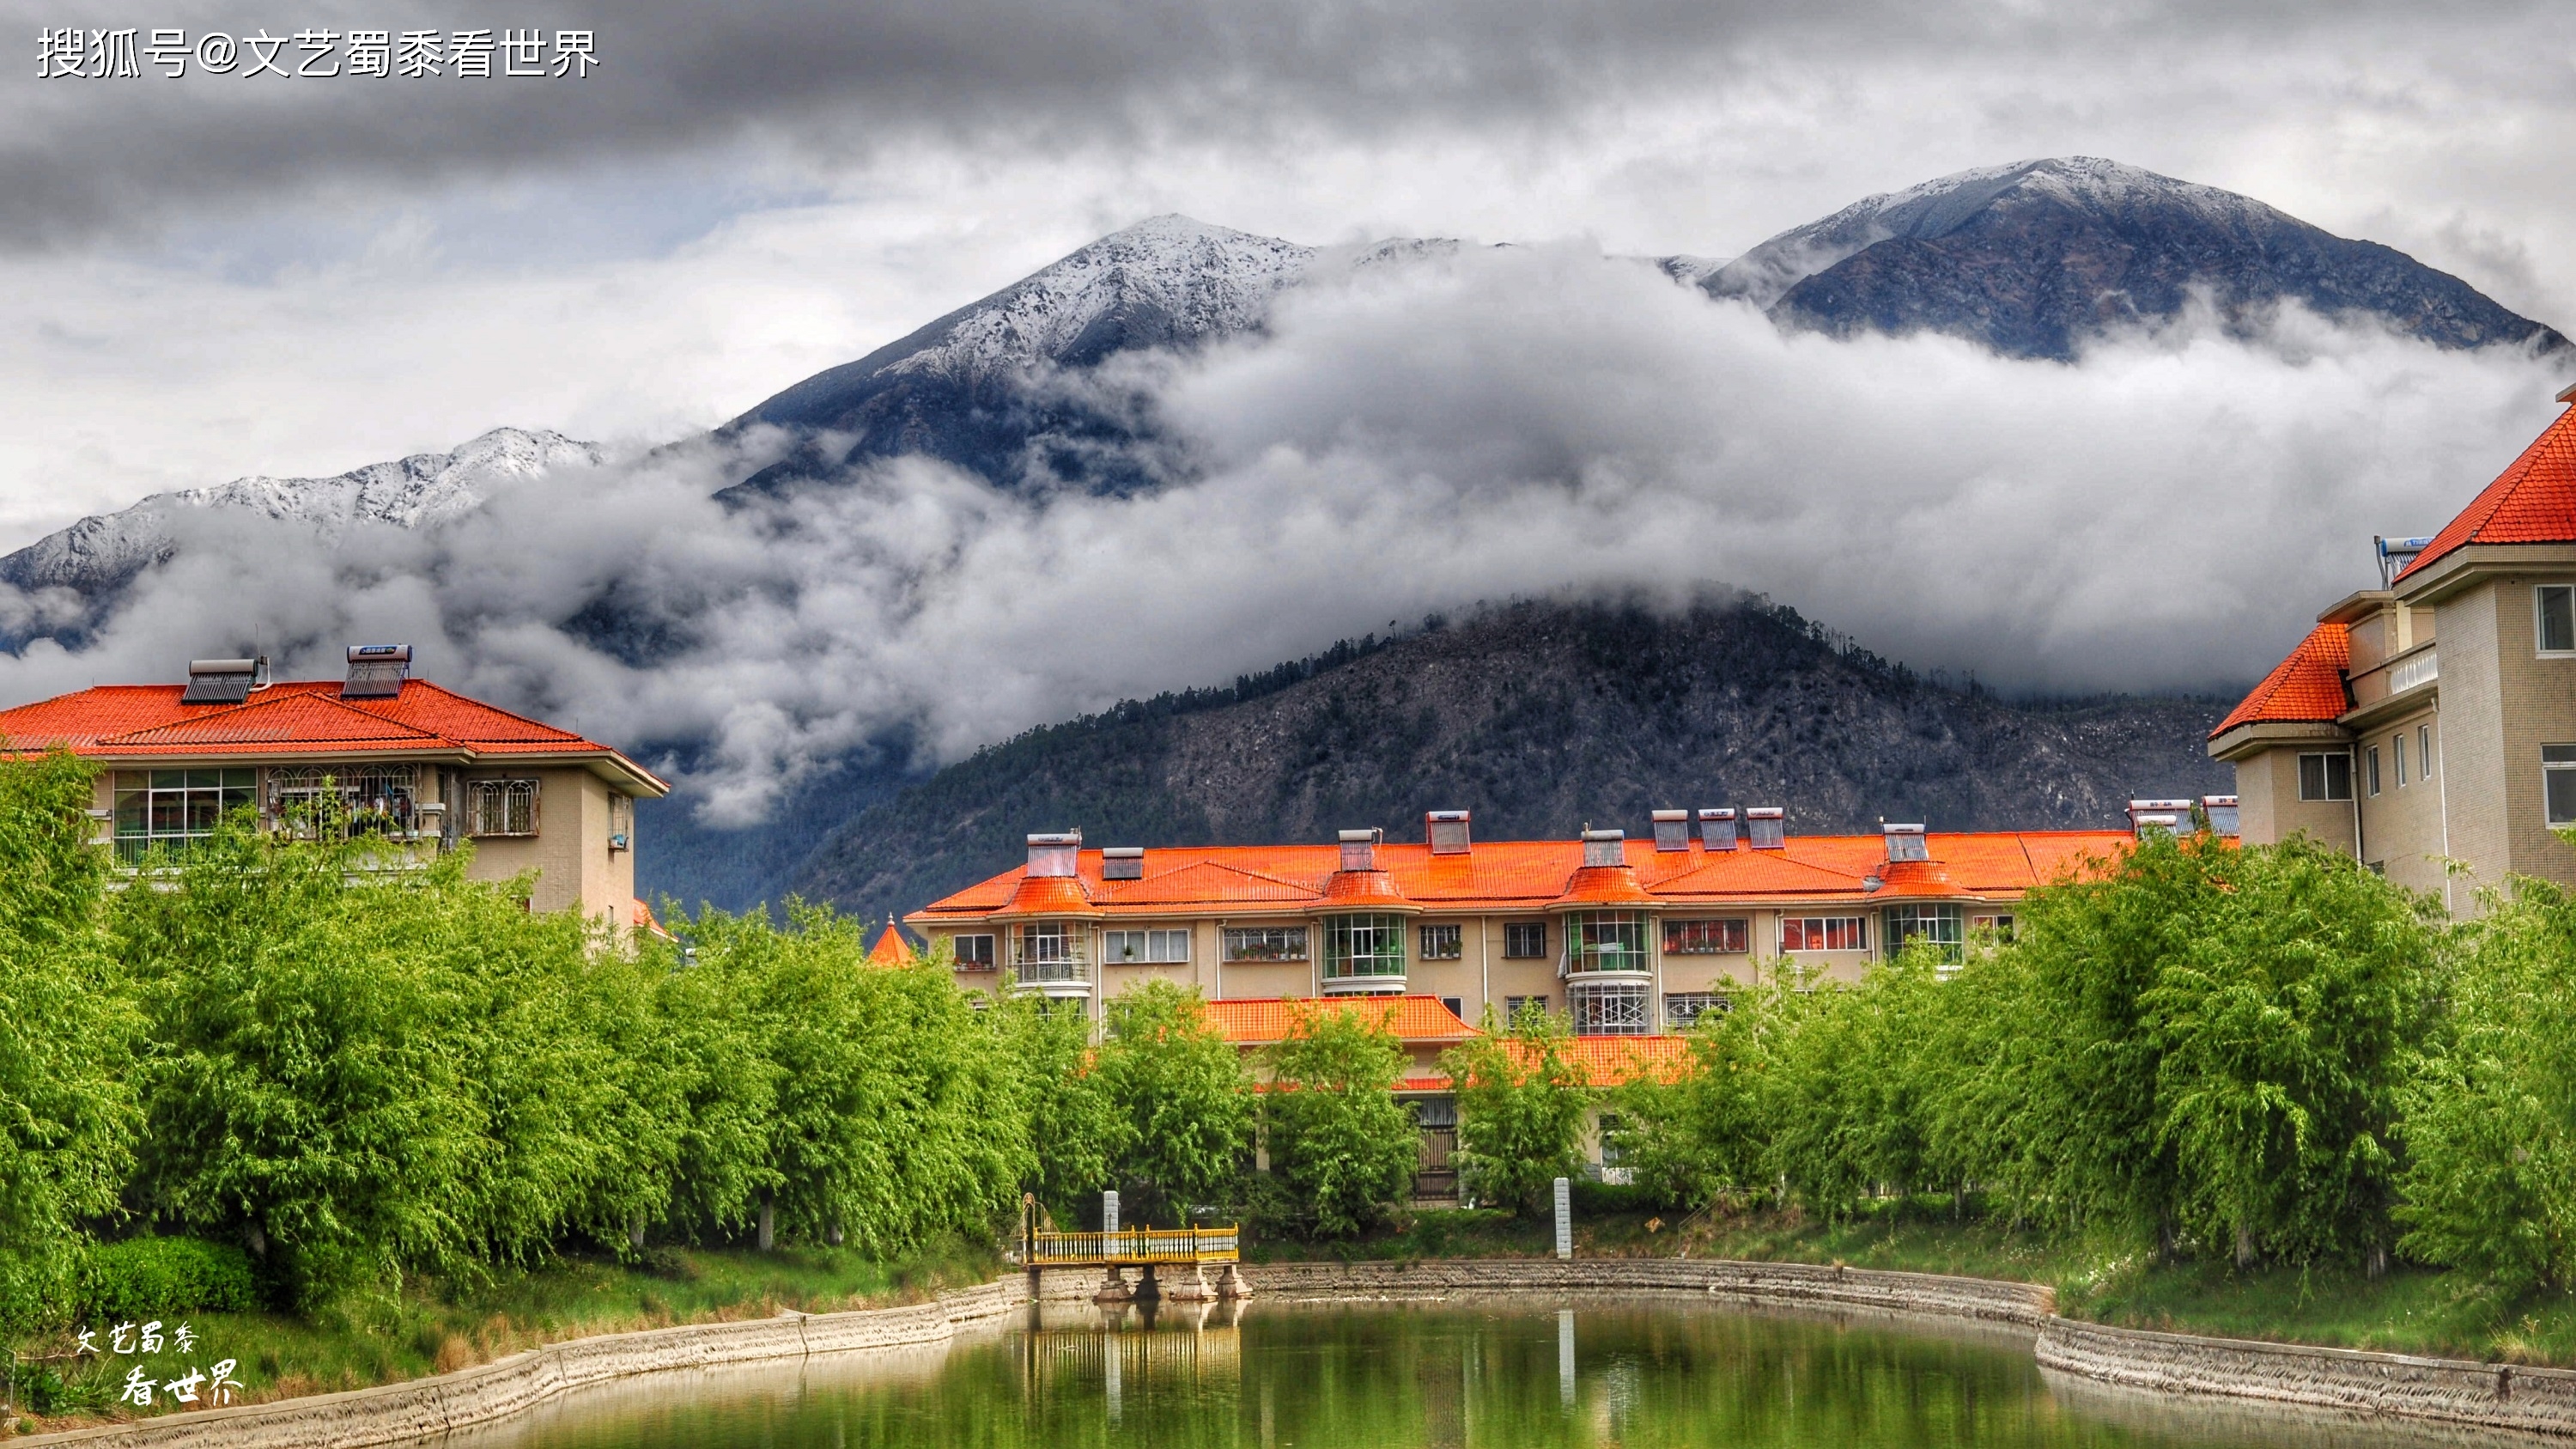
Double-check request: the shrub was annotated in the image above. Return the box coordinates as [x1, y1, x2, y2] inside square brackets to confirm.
[1261, 1005, 1420, 1238]
[1442, 1002, 1591, 1215]
[80, 1236, 257, 1319]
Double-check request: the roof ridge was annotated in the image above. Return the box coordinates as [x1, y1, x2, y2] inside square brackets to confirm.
[389, 679, 586, 740]
[100, 690, 456, 747]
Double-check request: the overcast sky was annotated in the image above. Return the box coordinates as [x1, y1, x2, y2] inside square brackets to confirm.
[5, 0, 2574, 541]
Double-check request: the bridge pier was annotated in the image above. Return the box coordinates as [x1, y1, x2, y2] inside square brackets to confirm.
[1094, 1265, 1136, 1304]
[1164, 1263, 1214, 1303]
[1215, 1263, 1251, 1300]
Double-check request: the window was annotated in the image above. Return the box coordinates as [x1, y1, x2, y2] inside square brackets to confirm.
[1884, 904, 1965, 970]
[2298, 752, 2353, 802]
[1222, 926, 1308, 962]
[2541, 585, 2576, 654]
[1439, 996, 1463, 1020]
[1503, 921, 1547, 959]
[112, 769, 254, 861]
[1662, 917, 1748, 954]
[1781, 916, 1866, 952]
[2420, 723, 2435, 782]
[1104, 928, 1189, 964]
[1665, 992, 1723, 1028]
[1321, 914, 1407, 980]
[1564, 910, 1649, 973]
[272, 764, 426, 838]
[1012, 922, 1083, 983]
[1570, 980, 1649, 1035]
[1971, 913, 2016, 942]
[1504, 994, 1550, 1025]
[2367, 746, 2382, 797]
[465, 777, 538, 837]
[2395, 733, 2409, 787]
[953, 934, 996, 971]
[608, 792, 632, 850]
[1598, 1112, 1630, 1175]
[1419, 923, 1464, 960]
[2547, 746, 2576, 827]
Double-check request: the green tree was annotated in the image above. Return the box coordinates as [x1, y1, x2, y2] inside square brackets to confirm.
[0, 751, 137, 1330]
[1261, 1005, 1419, 1237]
[994, 992, 1129, 1225]
[1763, 951, 1947, 1220]
[1442, 1002, 1590, 1215]
[1095, 980, 1251, 1226]
[1613, 986, 1779, 1211]
[2397, 878, 2576, 1296]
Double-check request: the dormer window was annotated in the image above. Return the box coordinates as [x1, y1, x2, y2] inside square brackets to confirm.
[1747, 808, 1786, 850]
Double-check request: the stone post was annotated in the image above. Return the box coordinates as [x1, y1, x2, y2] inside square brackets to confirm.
[1553, 1177, 1572, 1260]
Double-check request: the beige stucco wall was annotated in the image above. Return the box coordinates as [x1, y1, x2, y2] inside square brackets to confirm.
[460, 765, 635, 922]
[2479, 576, 2576, 890]
[2229, 746, 2358, 854]
[2354, 704, 2447, 895]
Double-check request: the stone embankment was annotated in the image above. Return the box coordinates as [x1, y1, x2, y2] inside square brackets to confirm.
[27, 1257, 2576, 1445]
[21, 1279, 1031, 1449]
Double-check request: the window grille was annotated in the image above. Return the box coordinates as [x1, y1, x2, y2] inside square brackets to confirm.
[1664, 992, 1723, 1028]
[1503, 921, 1547, 959]
[608, 792, 632, 850]
[1780, 916, 1866, 952]
[1321, 913, 1407, 980]
[465, 777, 539, 837]
[1222, 926, 1308, 962]
[112, 768, 254, 861]
[1570, 981, 1649, 1035]
[1563, 910, 1649, 974]
[1418, 923, 1463, 959]
[1662, 917, 1747, 954]
[272, 764, 424, 838]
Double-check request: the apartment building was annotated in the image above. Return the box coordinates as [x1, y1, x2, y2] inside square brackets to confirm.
[906, 811, 2136, 1032]
[0, 645, 669, 923]
[2211, 386, 2576, 908]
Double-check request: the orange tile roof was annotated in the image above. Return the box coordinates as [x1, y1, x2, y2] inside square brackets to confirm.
[868, 921, 915, 965]
[0, 678, 666, 792]
[2211, 622, 2351, 738]
[909, 831, 2131, 923]
[2397, 401, 2576, 582]
[1204, 995, 1476, 1046]
[1510, 1034, 1693, 1087]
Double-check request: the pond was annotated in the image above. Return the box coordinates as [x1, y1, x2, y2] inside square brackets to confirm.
[440, 1295, 2507, 1449]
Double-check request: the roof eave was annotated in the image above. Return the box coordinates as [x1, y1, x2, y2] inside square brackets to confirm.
[2208, 718, 2352, 763]
[2397, 542, 2576, 606]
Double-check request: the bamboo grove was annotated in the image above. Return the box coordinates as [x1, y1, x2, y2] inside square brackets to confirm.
[9, 748, 2576, 1331]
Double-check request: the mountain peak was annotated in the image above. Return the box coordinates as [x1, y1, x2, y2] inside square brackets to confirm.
[1706, 155, 2562, 360]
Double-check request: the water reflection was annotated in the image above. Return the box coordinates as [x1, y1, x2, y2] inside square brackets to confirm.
[434, 1294, 2519, 1449]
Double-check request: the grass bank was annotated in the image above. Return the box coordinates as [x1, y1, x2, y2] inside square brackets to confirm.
[1249, 1195, 2576, 1367]
[4, 1235, 999, 1439]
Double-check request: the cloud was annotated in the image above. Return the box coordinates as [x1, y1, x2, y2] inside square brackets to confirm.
[0, 242, 2561, 825]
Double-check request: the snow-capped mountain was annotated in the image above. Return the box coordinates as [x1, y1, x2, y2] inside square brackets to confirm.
[1704, 156, 2566, 359]
[0, 427, 600, 600]
[718, 216, 1322, 502]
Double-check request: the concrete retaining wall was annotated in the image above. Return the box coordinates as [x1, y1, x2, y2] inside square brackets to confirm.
[1242, 1257, 2056, 1325]
[31, 1257, 2576, 1444]
[21, 1278, 1033, 1449]
[2038, 1314, 2576, 1439]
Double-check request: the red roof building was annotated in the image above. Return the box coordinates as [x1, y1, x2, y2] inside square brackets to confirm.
[2213, 386, 2576, 905]
[0, 648, 667, 922]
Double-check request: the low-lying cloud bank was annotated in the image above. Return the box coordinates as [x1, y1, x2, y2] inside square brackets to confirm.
[2, 243, 2562, 825]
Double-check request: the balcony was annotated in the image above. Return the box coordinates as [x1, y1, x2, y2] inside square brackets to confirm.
[2347, 642, 2436, 712]
[1560, 910, 1651, 980]
[1008, 936, 1091, 996]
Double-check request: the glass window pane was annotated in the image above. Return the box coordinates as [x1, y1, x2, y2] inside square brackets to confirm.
[2544, 587, 2575, 652]
[2551, 767, 2576, 827]
[149, 770, 186, 790]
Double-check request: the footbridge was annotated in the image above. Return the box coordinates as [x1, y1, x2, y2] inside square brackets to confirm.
[1021, 1196, 1250, 1302]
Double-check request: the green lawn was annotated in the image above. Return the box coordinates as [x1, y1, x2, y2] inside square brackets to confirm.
[6, 1235, 999, 1437]
[1255, 1195, 2576, 1367]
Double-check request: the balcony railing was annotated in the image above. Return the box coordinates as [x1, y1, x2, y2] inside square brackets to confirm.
[2348, 642, 2436, 710]
[1009, 940, 1090, 991]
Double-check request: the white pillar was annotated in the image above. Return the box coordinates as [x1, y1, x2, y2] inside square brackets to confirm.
[1557, 1308, 1576, 1406]
[1103, 1189, 1120, 1233]
[1552, 1177, 1572, 1259]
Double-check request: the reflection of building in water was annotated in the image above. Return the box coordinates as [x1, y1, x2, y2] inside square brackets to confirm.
[1017, 1300, 1245, 1422]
